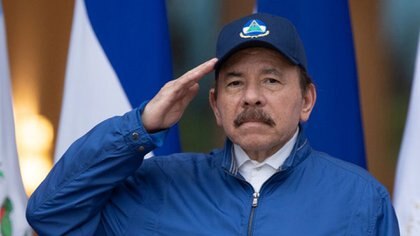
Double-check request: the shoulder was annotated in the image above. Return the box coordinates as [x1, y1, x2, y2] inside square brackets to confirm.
[307, 150, 390, 198]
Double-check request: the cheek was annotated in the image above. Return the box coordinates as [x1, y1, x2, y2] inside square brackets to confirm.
[217, 106, 238, 128]
[274, 99, 304, 123]
[219, 108, 232, 123]
[212, 101, 229, 127]
[215, 94, 239, 119]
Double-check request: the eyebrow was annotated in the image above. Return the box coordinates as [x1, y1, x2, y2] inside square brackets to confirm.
[223, 68, 282, 79]
[225, 71, 243, 78]
[261, 68, 282, 76]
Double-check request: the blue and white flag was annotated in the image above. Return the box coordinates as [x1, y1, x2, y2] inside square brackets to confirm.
[257, 0, 366, 168]
[55, 0, 181, 161]
[0, 2, 31, 235]
[393, 33, 420, 236]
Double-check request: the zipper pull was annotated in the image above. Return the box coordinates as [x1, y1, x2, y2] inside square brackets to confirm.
[252, 192, 260, 207]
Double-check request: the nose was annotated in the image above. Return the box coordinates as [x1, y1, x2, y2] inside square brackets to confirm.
[242, 84, 265, 107]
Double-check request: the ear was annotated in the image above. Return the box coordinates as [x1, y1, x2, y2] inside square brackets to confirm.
[300, 83, 317, 122]
[209, 88, 222, 126]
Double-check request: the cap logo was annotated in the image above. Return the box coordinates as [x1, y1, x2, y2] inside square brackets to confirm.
[240, 19, 270, 38]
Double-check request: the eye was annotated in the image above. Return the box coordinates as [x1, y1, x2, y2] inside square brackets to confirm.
[226, 80, 243, 87]
[264, 78, 280, 84]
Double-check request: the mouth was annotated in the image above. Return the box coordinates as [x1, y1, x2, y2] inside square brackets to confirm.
[234, 108, 276, 128]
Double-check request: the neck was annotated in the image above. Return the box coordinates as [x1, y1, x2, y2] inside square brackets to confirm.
[245, 148, 280, 162]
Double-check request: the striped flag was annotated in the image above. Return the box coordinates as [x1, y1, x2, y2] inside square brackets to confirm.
[0, 2, 31, 235]
[257, 0, 366, 167]
[55, 0, 181, 161]
[393, 34, 420, 236]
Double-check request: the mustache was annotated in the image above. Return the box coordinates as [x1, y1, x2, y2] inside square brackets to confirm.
[234, 108, 276, 128]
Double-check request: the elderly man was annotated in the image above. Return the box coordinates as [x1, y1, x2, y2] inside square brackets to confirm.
[27, 13, 399, 235]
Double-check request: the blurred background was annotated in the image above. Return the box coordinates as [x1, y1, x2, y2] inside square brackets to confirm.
[2, 0, 419, 197]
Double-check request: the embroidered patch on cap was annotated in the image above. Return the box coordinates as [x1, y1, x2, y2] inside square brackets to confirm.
[240, 19, 270, 38]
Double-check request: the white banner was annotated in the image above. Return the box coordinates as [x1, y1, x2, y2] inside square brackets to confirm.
[0, 2, 32, 235]
[393, 33, 420, 236]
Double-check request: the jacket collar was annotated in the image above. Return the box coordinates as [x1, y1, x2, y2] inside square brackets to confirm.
[220, 125, 311, 175]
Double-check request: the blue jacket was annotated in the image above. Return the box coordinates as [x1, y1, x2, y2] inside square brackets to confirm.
[26, 108, 399, 235]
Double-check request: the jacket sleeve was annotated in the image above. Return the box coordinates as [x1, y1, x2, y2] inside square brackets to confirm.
[350, 180, 400, 235]
[371, 191, 400, 236]
[26, 104, 168, 235]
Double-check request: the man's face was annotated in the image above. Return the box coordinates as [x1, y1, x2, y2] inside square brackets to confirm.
[210, 47, 316, 161]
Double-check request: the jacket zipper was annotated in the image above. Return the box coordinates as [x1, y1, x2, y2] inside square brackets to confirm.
[247, 192, 260, 236]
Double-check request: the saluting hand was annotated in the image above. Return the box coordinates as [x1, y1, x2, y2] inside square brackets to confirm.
[142, 58, 218, 132]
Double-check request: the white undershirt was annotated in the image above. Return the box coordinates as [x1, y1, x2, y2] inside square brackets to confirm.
[234, 128, 299, 192]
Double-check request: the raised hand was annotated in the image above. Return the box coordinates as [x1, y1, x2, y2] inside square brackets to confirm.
[142, 58, 218, 132]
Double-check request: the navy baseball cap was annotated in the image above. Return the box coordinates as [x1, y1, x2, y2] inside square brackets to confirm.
[215, 13, 307, 73]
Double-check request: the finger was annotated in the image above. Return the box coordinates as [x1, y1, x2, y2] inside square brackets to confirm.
[182, 83, 200, 105]
[177, 58, 218, 86]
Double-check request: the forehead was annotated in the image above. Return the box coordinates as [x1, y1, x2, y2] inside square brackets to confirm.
[218, 47, 295, 74]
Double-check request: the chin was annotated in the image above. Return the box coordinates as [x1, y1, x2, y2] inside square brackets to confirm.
[232, 135, 277, 152]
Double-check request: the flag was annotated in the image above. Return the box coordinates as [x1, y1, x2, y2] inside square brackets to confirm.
[55, 0, 181, 161]
[393, 34, 420, 236]
[0, 2, 31, 235]
[257, 0, 366, 167]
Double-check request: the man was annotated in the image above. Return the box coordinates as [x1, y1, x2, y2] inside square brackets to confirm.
[26, 13, 399, 235]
